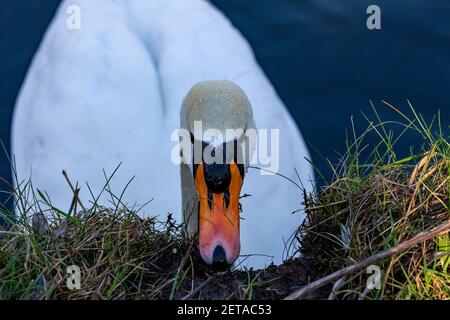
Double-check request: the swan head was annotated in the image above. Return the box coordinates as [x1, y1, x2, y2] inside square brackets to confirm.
[181, 80, 254, 269]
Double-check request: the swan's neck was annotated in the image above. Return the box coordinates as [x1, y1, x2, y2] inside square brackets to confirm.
[180, 163, 198, 236]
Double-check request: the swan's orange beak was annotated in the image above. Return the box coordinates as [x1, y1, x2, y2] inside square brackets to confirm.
[194, 162, 243, 269]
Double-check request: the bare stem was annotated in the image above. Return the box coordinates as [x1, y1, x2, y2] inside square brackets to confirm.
[62, 170, 86, 211]
[284, 219, 450, 300]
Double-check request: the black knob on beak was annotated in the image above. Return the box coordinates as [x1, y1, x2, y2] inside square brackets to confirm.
[204, 163, 231, 193]
[211, 245, 229, 271]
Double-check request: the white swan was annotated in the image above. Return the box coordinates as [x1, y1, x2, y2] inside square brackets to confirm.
[12, 0, 314, 268]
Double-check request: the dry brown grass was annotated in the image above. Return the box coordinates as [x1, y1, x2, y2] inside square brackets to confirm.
[297, 105, 450, 299]
[1, 103, 449, 300]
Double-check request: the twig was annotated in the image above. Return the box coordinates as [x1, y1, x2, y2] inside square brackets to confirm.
[284, 219, 450, 300]
[62, 170, 86, 211]
[327, 277, 346, 300]
[181, 276, 215, 300]
[169, 236, 197, 300]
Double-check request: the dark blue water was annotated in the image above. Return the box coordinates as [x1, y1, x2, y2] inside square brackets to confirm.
[1, 1, 450, 207]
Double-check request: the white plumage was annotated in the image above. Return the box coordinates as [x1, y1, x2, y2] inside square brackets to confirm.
[12, 0, 314, 268]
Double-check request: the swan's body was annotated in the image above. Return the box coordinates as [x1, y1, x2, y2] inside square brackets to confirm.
[12, 0, 314, 267]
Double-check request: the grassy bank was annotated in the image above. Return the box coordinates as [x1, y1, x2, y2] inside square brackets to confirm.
[298, 102, 450, 299]
[0, 199, 306, 299]
[0, 102, 449, 299]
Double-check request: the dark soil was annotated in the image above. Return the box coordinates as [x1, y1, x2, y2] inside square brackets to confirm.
[173, 258, 315, 300]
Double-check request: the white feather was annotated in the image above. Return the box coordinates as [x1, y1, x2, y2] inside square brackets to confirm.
[12, 0, 314, 268]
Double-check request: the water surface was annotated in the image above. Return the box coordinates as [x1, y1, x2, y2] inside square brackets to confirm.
[1, 0, 449, 206]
